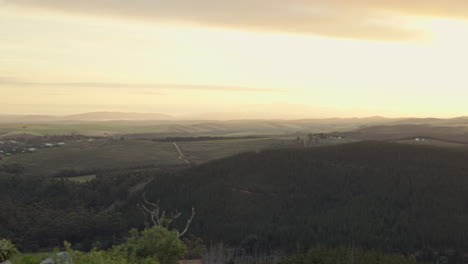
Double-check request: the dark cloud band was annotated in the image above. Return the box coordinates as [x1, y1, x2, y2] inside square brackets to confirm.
[2, 0, 441, 41]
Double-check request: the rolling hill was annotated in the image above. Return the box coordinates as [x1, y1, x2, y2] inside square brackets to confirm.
[4, 140, 468, 261]
[340, 124, 468, 144]
[63, 112, 173, 121]
[0, 112, 173, 123]
[0, 116, 395, 137]
[143, 141, 468, 254]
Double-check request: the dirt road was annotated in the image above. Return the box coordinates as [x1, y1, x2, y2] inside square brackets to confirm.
[173, 142, 191, 164]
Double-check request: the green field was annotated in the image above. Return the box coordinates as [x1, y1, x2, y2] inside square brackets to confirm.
[0, 139, 182, 177]
[178, 137, 300, 164]
[0, 119, 379, 138]
[0, 137, 302, 177]
[0, 123, 173, 137]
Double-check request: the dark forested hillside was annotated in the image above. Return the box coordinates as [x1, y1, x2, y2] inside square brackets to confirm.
[144, 142, 468, 254]
[4, 141, 468, 261]
[0, 171, 150, 251]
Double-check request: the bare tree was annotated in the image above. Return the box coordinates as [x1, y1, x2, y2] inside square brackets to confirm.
[137, 192, 195, 238]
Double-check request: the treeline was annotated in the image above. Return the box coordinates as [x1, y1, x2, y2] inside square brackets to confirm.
[2, 134, 102, 142]
[52, 164, 188, 179]
[151, 136, 266, 142]
[0, 163, 24, 174]
[52, 168, 101, 178]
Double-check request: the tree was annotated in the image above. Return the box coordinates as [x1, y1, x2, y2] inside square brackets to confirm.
[137, 193, 195, 238]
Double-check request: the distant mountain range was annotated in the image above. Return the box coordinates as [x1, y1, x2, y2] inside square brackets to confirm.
[0, 111, 467, 126]
[64, 112, 173, 121]
[0, 111, 391, 123]
[0, 112, 174, 123]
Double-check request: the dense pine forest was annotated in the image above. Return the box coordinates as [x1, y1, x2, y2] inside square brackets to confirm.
[145, 142, 468, 255]
[3, 141, 468, 262]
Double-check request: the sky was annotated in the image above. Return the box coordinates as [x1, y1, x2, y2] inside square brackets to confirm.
[2, 0, 468, 118]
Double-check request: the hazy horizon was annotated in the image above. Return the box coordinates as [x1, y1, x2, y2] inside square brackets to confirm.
[2, 0, 468, 118]
[1, 107, 466, 121]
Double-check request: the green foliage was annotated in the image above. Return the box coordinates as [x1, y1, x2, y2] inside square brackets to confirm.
[281, 246, 418, 264]
[61, 227, 185, 264]
[11, 253, 48, 264]
[117, 226, 186, 264]
[69, 249, 128, 264]
[0, 239, 19, 262]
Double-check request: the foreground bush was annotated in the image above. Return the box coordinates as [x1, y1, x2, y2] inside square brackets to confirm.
[0, 239, 19, 262]
[68, 226, 186, 264]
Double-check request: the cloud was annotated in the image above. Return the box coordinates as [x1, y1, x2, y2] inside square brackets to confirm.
[2, 0, 442, 41]
[0, 78, 286, 93]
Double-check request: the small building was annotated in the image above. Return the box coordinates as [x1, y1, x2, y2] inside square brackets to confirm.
[28, 148, 36, 152]
[44, 143, 55, 147]
[57, 142, 66, 146]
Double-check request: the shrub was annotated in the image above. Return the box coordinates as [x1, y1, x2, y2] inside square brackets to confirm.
[117, 226, 187, 264]
[0, 239, 19, 262]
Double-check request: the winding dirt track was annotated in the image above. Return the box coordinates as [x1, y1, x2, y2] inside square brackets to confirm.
[173, 142, 191, 164]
